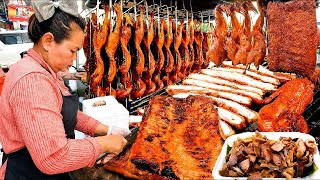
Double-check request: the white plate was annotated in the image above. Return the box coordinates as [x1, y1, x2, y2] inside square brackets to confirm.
[212, 132, 320, 179]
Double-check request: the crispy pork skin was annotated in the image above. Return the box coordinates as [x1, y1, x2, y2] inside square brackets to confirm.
[267, 0, 317, 78]
[127, 95, 222, 179]
[173, 93, 248, 130]
[103, 148, 140, 179]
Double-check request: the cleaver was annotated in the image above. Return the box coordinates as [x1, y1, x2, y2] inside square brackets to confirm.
[96, 127, 139, 163]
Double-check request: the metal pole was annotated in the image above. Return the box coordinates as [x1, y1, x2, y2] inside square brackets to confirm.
[134, 0, 137, 21]
[96, 0, 100, 21]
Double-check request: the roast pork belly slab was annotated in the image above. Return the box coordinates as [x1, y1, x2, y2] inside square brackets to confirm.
[267, 0, 317, 78]
[127, 95, 223, 179]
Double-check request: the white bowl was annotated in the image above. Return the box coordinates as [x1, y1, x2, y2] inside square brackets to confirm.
[212, 132, 320, 179]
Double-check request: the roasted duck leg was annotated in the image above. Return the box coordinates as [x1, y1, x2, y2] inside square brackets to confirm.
[105, 4, 122, 96]
[162, 16, 174, 86]
[131, 6, 146, 99]
[170, 20, 184, 83]
[117, 14, 134, 99]
[178, 21, 190, 79]
[226, 3, 242, 65]
[246, 0, 266, 70]
[234, 1, 257, 66]
[143, 12, 156, 96]
[84, 17, 95, 79]
[116, 73, 133, 99]
[187, 19, 195, 74]
[191, 21, 204, 72]
[206, 4, 228, 66]
[91, 6, 110, 96]
[152, 18, 165, 91]
[202, 32, 210, 69]
[119, 14, 133, 77]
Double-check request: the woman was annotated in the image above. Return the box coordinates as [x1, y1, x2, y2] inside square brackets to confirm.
[0, 1, 129, 179]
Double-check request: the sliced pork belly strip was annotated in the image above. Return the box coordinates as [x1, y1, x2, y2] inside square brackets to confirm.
[205, 91, 251, 107]
[173, 93, 247, 130]
[166, 84, 209, 94]
[201, 69, 277, 91]
[188, 73, 264, 96]
[209, 96, 259, 123]
[216, 107, 247, 130]
[182, 79, 263, 104]
[210, 67, 280, 85]
[222, 61, 296, 82]
[219, 120, 236, 140]
[166, 84, 252, 106]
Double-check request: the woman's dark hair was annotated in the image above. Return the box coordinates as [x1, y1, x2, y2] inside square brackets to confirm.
[28, 9, 85, 43]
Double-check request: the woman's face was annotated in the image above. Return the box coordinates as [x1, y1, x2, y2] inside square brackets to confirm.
[47, 27, 85, 73]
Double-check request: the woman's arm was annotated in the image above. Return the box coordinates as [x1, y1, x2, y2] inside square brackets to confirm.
[76, 111, 109, 136]
[10, 73, 102, 174]
[75, 111, 102, 136]
[94, 123, 109, 136]
[76, 112, 130, 137]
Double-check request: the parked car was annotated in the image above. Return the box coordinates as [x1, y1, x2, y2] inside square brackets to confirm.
[0, 30, 33, 68]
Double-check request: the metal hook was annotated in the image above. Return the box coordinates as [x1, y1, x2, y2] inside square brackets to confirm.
[175, 0, 178, 30]
[120, 0, 123, 20]
[189, 0, 193, 20]
[145, 0, 149, 29]
[151, 0, 157, 10]
[157, 3, 160, 34]
[124, 0, 144, 14]
[96, 0, 100, 20]
[134, 0, 137, 21]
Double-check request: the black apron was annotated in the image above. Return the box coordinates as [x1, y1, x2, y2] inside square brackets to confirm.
[4, 88, 79, 180]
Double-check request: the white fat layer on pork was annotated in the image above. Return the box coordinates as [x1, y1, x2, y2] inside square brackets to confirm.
[217, 107, 246, 129]
[219, 120, 235, 136]
[210, 96, 258, 123]
[173, 93, 191, 99]
[210, 67, 280, 85]
[173, 93, 258, 123]
[201, 69, 277, 91]
[188, 73, 264, 96]
[182, 79, 262, 102]
[222, 61, 295, 80]
[167, 84, 251, 106]
[167, 85, 208, 91]
[211, 91, 251, 106]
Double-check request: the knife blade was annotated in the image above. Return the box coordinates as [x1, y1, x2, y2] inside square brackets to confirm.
[96, 127, 139, 163]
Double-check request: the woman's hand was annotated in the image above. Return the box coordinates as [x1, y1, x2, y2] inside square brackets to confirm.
[95, 135, 127, 164]
[74, 72, 87, 80]
[96, 135, 127, 154]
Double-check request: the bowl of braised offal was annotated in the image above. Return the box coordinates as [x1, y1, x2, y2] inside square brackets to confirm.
[212, 132, 320, 179]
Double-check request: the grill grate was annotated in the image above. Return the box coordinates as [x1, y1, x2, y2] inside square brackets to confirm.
[127, 87, 168, 115]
